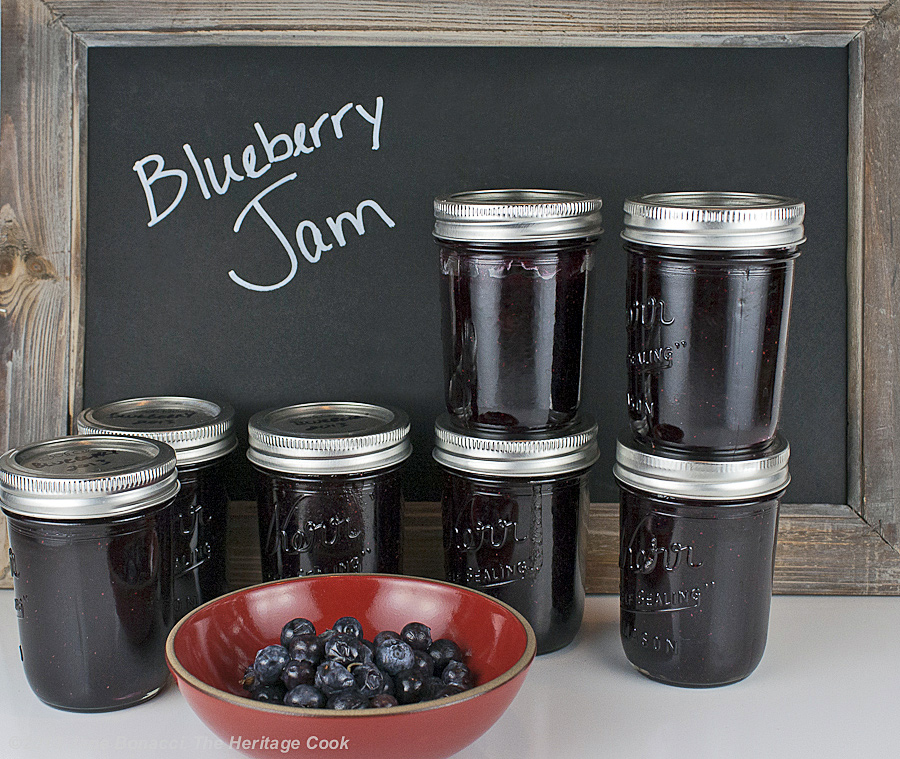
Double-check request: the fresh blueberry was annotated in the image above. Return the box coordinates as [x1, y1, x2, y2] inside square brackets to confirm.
[333, 616, 364, 639]
[375, 638, 415, 675]
[359, 639, 376, 659]
[421, 675, 445, 700]
[283, 684, 325, 708]
[434, 683, 468, 699]
[327, 689, 369, 710]
[428, 638, 464, 673]
[400, 622, 432, 652]
[379, 671, 395, 696]
[373, 630, 400, 648]
[352, 662, 387, 698]
[288, 633, 324, 666]
[314, 661, 356, 696]
[240, 616, 476, 709]
[317, 628, 338, 646]
[253, 644, 290, 685]
[442, 660, 475, 690]
[250, 682, 287, 702]
[324, 633, 370, 667]
[410, 649, 435, 677]
[240, 666, 258, 691]
[281, 659, 316, 690]
[280, 617, 316, 648]
[394, 668, 426, 705]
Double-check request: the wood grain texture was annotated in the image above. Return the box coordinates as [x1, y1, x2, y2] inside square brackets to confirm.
[40, 0, 885, 46]
[0, 0, 78, 586]
[68, 37, 89, 440]
[226, 501, 900, 595]
[847, 35, 864, 514]
[860, 2, 900, 551]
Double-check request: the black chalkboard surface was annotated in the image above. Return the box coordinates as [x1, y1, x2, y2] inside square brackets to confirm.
[85, 46, 848, 504]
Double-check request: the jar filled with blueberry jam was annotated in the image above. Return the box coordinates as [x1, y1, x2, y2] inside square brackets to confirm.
[77, 397, 237, 619]
[623, 192, 804, 453]
[614, 434, 789, 687]
[0, 435, 178, 711]
[434, 414, 598, 654]
[248, 403, 411, 581]
[435, 189, 602, 432]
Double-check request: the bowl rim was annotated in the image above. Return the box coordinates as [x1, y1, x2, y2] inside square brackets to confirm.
[165, 573, 537, 718]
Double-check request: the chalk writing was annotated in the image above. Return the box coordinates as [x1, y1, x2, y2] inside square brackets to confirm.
[229, 174, 395, 291]
[131, 96, 393, 291]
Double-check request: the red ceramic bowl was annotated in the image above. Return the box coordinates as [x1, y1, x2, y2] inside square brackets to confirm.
[166, 574, 536, 759]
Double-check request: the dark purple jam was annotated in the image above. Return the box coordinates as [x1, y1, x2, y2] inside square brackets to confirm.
[254, 465, 404, 581]
[440, 240, 593, 432]
[618, 483, 780, 687]
[172, 459, 230, 619]
[6, 504, 173, 711]
[626, 241, 798, 453]
[441, 469, 587, 655]
[75, 397, 236, 619]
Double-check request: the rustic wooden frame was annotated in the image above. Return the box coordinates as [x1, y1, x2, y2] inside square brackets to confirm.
[2, 0, 899, 594]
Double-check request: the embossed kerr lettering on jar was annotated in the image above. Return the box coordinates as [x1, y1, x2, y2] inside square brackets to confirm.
[435, 189, 603, 432]
[434, 414, 599, 655]
[614, 434, 790, 687]
[77, 397, 237, 620]
[0, 435, 179, 711]
[248, 402, 411, 581]
[622, 192, 804, 453]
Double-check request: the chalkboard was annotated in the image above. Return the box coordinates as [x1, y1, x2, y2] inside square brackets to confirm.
[84, 46, 848, 505]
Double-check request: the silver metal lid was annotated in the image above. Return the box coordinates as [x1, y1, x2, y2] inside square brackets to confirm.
[76, 396, 237, 465]
[247, 402, 412, 475]
[614, 434, 790, 501]
[433, 189, 603, 243]
[433, 414, 599, 477]
[0, 435, 180, 520]
[622, 192, 805, 250]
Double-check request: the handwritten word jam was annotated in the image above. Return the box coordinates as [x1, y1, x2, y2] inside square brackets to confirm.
[131, 97, 394, 291]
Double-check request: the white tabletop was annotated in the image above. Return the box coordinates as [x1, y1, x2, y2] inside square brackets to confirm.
[1, 593, 898, 759]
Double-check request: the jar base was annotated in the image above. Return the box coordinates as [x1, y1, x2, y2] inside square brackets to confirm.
[33, 680, 168, 713]
[631, 663, 753, 689]
[630, 432, 779, 459]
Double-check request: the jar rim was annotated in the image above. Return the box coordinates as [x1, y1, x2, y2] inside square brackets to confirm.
[613, 434, 790, 501]
[247, 402, 411, 475]
[77, 396, 237, 465]
[434, 189, 603, 243]
[0, 435, 180, 519]
[433, 414, 599, 477]
[622, 192, 805, 250]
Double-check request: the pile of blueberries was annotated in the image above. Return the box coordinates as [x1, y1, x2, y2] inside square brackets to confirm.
[241, 616, 477, 709]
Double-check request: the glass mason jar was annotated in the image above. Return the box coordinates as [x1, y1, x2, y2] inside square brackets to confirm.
[0, 435, 179, 711]
[623, 192, 804, 454]
[434, 414, 598, 654]
[77, 397, 237, 619]
[248, 402, 411, 581]
[614, 434, 790, 687]
[435, 189, 603, 432]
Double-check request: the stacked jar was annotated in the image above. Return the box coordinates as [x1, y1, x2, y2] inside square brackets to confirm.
[77, 396, 237, 620]
[432, 189, 603, 654]
[616, 192, 804, 686]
